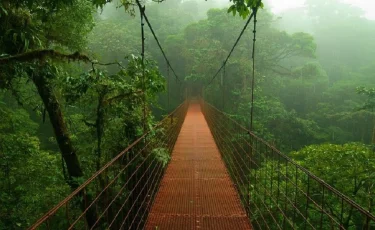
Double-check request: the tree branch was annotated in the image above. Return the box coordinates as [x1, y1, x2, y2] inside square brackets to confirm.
[0, 49, 127, 76]
[268, 67, 292, 76]
[82, 120, 97, 128]
[0, 50, 92, 65]
[103, 90, 143, 106]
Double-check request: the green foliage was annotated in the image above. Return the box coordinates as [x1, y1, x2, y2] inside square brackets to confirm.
[58, 54, 166, 174]
[357, 87, 375, 111]
[227, 0, 264, 18]
[249, 143, 375, 229]
[0, 0, 94, 56]
[291, 143, 375, 219]
[0, 97, 70, 229]
[152, 147, 170, 167]
[1, 0, 375, 228]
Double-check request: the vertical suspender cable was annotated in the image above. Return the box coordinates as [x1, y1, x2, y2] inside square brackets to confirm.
[206, 12, 254, 86]
[137, 5, 146, 219]
[248, 3, 260, 214]
[250, 7, 258, 132]
[135, 0, 181, 83]
[167, 63, 170, 113]
[140, 6, 146, 134]
[222, 62, 226, 111]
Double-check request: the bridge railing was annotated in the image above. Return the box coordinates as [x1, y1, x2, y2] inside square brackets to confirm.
[29, 101, 189, 230]
[201, 100, 375, 230]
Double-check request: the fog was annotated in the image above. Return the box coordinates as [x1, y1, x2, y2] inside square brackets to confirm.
[1, 0, 375, 228]
[90, 0, 375, 147]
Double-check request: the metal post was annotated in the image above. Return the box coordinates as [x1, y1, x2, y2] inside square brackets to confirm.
[140, 6, 146, 134]
[222, 62, 225, 111]
[250, 8, 258, 132]
[167, 64, 170, 112]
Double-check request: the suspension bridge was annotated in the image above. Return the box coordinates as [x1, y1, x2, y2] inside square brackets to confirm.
[28, 100, 375, 229]
[27, 1, 375, 229]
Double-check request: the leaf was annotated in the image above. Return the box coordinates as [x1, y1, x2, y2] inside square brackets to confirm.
[0, 4, 8, 17]
[227, 5, 236, 13]
[20, 32, 25, 42]
[24, 39, 30, 51]
[152, 147, 170, 167]
[13, 33, 18, 43]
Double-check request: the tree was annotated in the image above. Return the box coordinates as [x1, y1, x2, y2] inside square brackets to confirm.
[357, 87, 375, 145]
[63, 56, 165, 171]
[0, 0, 102, 227]
[0, 0, 95, 187]
[249, 143, 375, 229]
[0, 94, 70, 229]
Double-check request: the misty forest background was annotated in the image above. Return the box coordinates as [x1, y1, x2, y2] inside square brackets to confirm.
[1, 0, 375, 228]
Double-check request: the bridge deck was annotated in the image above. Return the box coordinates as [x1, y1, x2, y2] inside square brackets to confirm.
[146, 103, 251, 229]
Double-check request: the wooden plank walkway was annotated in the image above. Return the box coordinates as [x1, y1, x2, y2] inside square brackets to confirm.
[145, 103, 251, 229]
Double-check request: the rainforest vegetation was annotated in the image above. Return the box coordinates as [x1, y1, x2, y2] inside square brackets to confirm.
[0, 0, 374, 228]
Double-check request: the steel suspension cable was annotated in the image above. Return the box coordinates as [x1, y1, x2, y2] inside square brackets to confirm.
[206, 11, 255, 86]
[135, 0, 181, 83]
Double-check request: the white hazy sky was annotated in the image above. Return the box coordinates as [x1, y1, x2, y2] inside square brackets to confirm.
[267, 0, 375, 19]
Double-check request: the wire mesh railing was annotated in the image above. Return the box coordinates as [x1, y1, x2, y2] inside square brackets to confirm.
[201, 100, 375, 230]
[29, 100, 189, 230]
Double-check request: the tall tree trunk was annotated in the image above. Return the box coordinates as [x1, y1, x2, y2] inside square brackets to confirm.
[32, 73, 99, 227]
[96, 93, 105, 172]
[32, 74, 83, 184]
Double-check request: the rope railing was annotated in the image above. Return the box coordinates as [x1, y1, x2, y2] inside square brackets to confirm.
[28, 101, 189, 230]
[201, 100, 375, 230]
